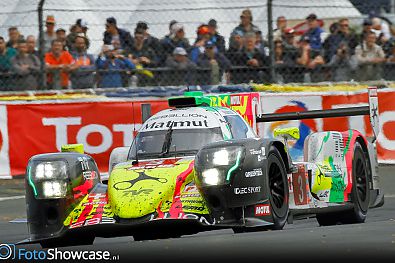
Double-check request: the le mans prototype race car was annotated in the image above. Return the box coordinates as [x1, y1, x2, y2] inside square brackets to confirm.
[22, 88, 384, 247]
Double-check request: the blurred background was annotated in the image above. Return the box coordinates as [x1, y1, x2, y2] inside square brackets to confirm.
[0, 0, 395, 90]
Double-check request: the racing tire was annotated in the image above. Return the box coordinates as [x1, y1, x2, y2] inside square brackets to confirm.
[341, 141, 371, 223]
[316, 141, 370, 226]
[233, 146, 289, 233]
[40, 234, 95, 248]
[266, 146, 289, 230]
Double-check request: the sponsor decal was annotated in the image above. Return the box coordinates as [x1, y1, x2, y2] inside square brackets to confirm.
[149, 113, 208, 121]
[126, 159, 178, 170]
[113, 171, 168, 191]
[78, 156, 90, 171]
[234, 186, 261, 195]
[245, 168, 263, 178]
[142, 120, 209, 131]
[69, 216, 115, 229]
[83, 171, 96, 180]
[249, 147, 266, 161]
[255, 204, 270, 216]
[149, 212, 215, 225]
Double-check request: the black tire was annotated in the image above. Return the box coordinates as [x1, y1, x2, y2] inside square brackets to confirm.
[232, 146, 289, 233]
[316, 141, 370, 226]
[342, 141, 370, 223]
[267, 146, 289, 230]
[40, 234, 95, 248]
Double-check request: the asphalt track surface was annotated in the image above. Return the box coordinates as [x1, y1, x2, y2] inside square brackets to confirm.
[0, 165, 395, 263]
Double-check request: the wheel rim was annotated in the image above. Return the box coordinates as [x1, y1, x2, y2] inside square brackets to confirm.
[355, 156, 368, 203]
[269, 161, 285, 210]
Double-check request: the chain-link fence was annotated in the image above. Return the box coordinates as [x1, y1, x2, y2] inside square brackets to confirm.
[1, 0, 395, 91]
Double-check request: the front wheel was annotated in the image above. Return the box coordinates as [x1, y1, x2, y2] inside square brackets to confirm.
[233, 146, 289, 233]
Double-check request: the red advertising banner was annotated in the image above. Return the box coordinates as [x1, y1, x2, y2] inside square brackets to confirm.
[7, 100, 168, 175]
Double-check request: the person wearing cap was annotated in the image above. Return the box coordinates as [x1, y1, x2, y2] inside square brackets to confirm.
[135, 21, 161, 54]
[45, 39, 78, 89]
[190, 24, 212, 63]
[207, 19, 226, 54]
[70, 35, 95, 89]
[226, 30, 244, 66]
[43, 15, 57, 52]
[230, 9, 260, 48]
[56, 28, 67, 51]
[197, 40, 231, 85]
[128, 28, 159, 68]
[301, 13, 324, 51]
[103, 17, 133, 53]
[160, 22, 191, 65]
[354, 30, 385, 81]
[165, 47, 197, 85]
[11, 39, 40, 90]
[273, 16, 287, 42]
[66, 19, 90, 52]
[96, 44, 136, 88]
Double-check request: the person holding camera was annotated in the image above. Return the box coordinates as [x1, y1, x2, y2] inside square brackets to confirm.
[96, 44, 135, 88]
[327, 42, 357, 81]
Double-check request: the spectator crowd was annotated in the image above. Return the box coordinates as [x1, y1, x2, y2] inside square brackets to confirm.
[1, 10, 395, 90]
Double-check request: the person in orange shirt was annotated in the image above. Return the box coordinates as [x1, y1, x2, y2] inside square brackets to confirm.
[45, 39, 78, 89]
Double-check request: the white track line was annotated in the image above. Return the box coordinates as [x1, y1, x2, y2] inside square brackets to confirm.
[0, 195, 25, 202]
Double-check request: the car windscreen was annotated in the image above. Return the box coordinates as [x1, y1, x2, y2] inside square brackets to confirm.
[128, 128, 223, 160]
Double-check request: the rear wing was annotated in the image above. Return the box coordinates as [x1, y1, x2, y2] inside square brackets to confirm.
[256, 87, 380, 142]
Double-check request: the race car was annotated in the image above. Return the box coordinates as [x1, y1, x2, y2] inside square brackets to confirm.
[22, 88, 384, 247]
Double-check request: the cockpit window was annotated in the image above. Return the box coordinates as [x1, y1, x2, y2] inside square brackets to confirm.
[128, 128, 223, 160]
[223, 115, 253, 139]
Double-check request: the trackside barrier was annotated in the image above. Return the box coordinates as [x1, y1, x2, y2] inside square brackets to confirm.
[0, 86, 394, 178]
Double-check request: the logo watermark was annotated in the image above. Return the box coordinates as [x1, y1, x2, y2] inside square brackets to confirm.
[0, 243, 120, 261]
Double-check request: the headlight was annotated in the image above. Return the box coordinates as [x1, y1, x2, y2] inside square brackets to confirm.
[42, 181, 67, 199]
[195, 146, 244, 186]
[29, 160, 68, 199]
[35, 161, 67, 180]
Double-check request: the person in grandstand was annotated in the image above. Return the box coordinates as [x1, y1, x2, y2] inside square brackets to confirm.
[45, 39, 78, 89]
[96, 44, 135, 88]
[190, 24, 212, 63]
[273, 16, 287, 42]
[165, 47, 197, 85]
[70, 35, 96, 89]
[197, 40, 231, 85]
[225, 30, 244, 66]
[0, 36, 17, 90]
[11, 39, 40, 90]
[300, 13, 325, 53]
[103, 17, 133, 53]
[354, 30, 386, 81]
[327, 42, 358, 82]
[43, 15, 57, 53]
[296, 36, 325, 82]
[26, 35, 39, 57]
[160, 22, 191, 65]
[66, 19, 90, 52]
[128, 28, 159, 68]
[135, 21, 162, 57]
[6, 27, 24, 49]
[56, 28, 67, 51]
[207, 19, 226, 53]
[229, 9, 260, 48]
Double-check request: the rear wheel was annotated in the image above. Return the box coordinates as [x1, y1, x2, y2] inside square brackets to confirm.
[316, 141, 370, 226]
[233, 146, 289, 233]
